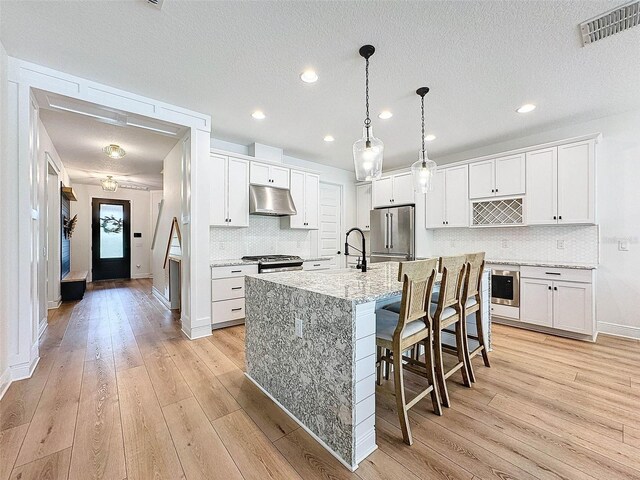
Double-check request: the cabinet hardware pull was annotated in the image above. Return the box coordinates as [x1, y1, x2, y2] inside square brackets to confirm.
[554, 287, 558, 291]
[231, 270, 241, 273]
[558, 216, 562, 220]
[231, 307, 242, 311]
[545, 272, 561, 275]
[314, 264, 321, 267]
[548, 286, 552, 290]
[553, 216, 557, 220]
[231, 286, 242, 290]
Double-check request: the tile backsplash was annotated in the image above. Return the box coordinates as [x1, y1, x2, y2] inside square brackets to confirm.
[210, 216, 311, 260]
[428, 225, 599, 265]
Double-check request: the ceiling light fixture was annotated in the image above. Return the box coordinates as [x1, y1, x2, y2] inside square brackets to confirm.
[353, 45, 384, 182]
[103, 144, 126, 159]
[324, 135, 335, 142]
[516, 103, 536, 114]
[300, 70, 318, 83]
[424, 134, 436, 142]
[378, 110, 393, 120]
[411, 87, 438, 194]
[252, 110, 266, 120]
[101, 176, 119, 192]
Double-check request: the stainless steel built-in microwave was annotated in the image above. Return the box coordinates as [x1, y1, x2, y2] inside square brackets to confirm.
[491, 269, 520, 307]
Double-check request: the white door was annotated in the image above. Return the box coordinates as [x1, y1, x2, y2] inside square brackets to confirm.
[520, 278, 553, 327]
[356, 184, 372, 230]
[227, 158, 249, 227]
[288, 170, 306, 228]
[372, 176, 393, 208]
[495, 154, 525, 196]
[445, 165, 469, 227]
[392, 173, 415, 205]
[210, 154, 228, 226]
[304, 174, 320, 229]
[425, 170, 446, 228]
[249, 161, 271, 186]
[557, 141, 595, 224]
[553, 281, 592, 334]
[270, 165, 290, 189]
[525, 148, 557, 225]
[319, 183, 342, 268]
[468, 160, 495, 199]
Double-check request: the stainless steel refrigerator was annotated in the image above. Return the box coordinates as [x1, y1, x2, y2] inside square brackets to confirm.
[370, 205, 415, 263]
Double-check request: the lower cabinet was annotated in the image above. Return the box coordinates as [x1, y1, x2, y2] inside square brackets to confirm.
[303, 259, 332, 271]
[211, 264, 258, 329]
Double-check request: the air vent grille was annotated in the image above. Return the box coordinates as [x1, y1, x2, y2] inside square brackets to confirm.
[146, 0, 165, 9]
[472, 198, 523, 227]
[580, 1, 640, 46]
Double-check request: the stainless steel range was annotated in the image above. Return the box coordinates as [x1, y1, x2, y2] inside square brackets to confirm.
[241, 255, 304, 273]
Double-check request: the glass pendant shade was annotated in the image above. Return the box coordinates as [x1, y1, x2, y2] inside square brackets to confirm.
[353, 126, 384, 181]
[101, 176, 118, 192]
[103, 144, 126, 159]
[411, 151, 437, 193]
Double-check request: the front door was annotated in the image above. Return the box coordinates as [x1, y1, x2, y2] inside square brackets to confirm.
[92, 198, 131, 281]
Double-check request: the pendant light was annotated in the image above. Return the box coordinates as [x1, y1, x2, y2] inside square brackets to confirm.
[101, 175, 118, 192]
[353, 45, 384, 181]
[411, 87, 437, 193]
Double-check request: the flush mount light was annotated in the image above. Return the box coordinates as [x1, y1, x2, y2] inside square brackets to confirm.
[324, 135, 335, 142]
[411, 87, 437, 194]
[300, 70, 318, 83]
[101, 176, 118, 192]
[424, 134, 436, 142]
[103, 144, 126, 159]
[251, 110, 266, 120]
[516, 103, 536, 113]
[378, 110, 393, 120]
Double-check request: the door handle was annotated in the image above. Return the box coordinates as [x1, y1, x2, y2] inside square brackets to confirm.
[389, 213, 393, 249]
[231, 307, 242, 312]
[384, 213, 389, 248]
[231, 286, 242, 290]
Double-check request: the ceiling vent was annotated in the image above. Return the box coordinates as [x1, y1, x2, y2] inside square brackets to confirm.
[146, 0, 165, 9]
[580, 1, 640, 46]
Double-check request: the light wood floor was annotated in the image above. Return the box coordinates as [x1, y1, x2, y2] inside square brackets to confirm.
[2, 279, 640, 480]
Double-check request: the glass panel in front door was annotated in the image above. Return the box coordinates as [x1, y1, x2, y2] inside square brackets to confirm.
[99, 204, 125, 259]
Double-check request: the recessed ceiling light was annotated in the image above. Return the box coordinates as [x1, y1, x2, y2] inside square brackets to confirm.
[251, 110, 266, 120]
[103, 144, 126, 159]
[424, 134, 436, 142]
[378, 110, 393, 119]
[324, 135, 335, 142]
[300, 70, 318, 83]
[516, 103, 536, 114]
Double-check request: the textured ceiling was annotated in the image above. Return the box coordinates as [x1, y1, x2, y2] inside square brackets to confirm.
[2, 1, 640, 172]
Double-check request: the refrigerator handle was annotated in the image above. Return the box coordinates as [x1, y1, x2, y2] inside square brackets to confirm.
[389, 213, 393, 249]
[384, 212, 389, 248]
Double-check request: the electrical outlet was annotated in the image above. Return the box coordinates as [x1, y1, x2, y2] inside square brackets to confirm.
[556, 240, 565, 250]
[619, 240, 629, 251]
[501, 239, 509, 249]
[295, 318, 304, 338]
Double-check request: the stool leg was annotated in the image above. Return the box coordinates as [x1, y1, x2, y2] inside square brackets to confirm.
[423, 337, 442, 416]
[476, 309, 491, 367]
[456, 320, 472, 388]
[462, 311, 477, 383]
[433, 325, 450, 408]
[376, 346, 383, 385]
[392, 347, 412, 445]
[384, 349, 391, 381]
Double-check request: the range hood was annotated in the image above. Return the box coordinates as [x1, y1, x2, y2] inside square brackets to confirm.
[249, 184, 297, 216]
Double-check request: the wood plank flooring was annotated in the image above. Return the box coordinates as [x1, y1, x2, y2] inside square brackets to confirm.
[1, 278, 639, 479]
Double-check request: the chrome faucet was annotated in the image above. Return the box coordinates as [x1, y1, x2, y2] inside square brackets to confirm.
[345, 227, 367, 272]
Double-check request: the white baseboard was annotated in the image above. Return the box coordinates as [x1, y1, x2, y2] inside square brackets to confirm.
[10, 350, 40, 382]
[152, 286, 170, 308]
[47, 298, 61, 310]
[181, 323, 212, 340]
[38, 318, 48, 339]
[0, 368, 11, 400]
[246, 373, 360, 471]
[598, 321, 640, 340]
[132, 273, 152, 279]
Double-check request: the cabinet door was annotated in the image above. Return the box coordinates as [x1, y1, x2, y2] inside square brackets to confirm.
[227, 158, 249, 227]
[372, 177, 393, 208]
[392, 173, 415, 205]
[356, 184, 372, 230]
[249, 161, 271, 186]
[210, 154, 228, 226]
[304, 173, 320, 229]
[553, 281, 593, 334]
[520, 278, 553, 327]
[270, 165, 290, 189]
[445, 165, 469, 227]
[425, 170, 446, 228]
[288, 170, 306, 228]
[468, 160, 495, 199]
[557, 141, 595, 224]
[495, 154, 525, 196]
[525, 148, 557, 225]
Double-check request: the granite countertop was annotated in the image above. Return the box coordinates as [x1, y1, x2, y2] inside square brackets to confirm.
[486, 259, 598, 270]
[210, 259, 259, 267]
[247, 261, 404, 304]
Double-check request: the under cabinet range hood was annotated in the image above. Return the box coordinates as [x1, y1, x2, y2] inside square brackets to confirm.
[249, 184, 297, 216]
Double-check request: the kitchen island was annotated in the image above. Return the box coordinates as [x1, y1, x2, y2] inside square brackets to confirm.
[244, 262, 490, 470]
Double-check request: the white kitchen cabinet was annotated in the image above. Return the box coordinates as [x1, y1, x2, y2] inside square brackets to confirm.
[425, 165, 468, 228]
[356, 183, 372, 230]
[469, 154, 525, 199]
[372, 173, 415, 207]
[211, 263, 259, 329]
[250, 161, 290, 189]
[520, 278, 553, 328]
[303, 259, 333, 271]
[209, 154, 249, 227]
[283, 170, 319, 229]
[525, 147, 557, 225]
[553, 281, 593, 334]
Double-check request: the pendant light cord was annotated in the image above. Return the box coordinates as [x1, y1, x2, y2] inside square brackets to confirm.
[364, 57, 371, 128]
[421, 95, 426, 164]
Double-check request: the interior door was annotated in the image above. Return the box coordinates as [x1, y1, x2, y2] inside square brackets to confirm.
[319, 183, 342, 268]
[92, 198, 131, 281]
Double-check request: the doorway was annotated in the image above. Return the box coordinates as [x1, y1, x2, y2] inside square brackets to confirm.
[92, 198, 131, 281]
[319, 183, 343, 268]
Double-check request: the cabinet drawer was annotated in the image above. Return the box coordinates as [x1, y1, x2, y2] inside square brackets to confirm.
[212, 277, 245, 302]
[303, 260, 332, 271]
[520, 266, 592, 283]
[211, 264, 258, 279]
[211, 298, 245, 324]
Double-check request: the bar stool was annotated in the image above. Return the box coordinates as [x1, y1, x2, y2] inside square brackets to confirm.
[431, 255, 472, 408]
[375, 258, 442, 445]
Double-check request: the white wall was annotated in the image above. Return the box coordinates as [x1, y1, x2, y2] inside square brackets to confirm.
[70, 184, 155, 281]
[0, 38, 10, 396]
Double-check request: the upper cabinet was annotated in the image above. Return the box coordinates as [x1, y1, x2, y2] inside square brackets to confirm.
[250, 161, 290, 189]
[526, 140, 595, 225]
[283, 170, 319, 230]
[209, 154, 249, 227]
[426, 165, 469, 228]
[356, 183, 372, 231]
[372, 172, 415, 208]
[469, 154, 525, 199]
